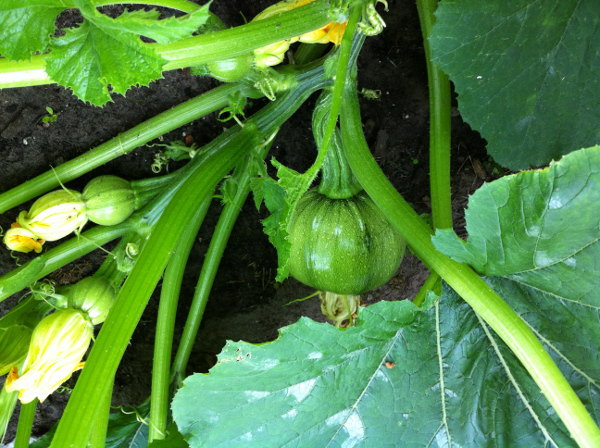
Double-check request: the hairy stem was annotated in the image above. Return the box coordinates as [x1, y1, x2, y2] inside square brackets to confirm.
[416, 0, 452, 230]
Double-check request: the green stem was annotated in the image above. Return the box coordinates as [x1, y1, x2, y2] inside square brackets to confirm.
[293, 43, 329, 66]
[148, 195, 212, 442]
[0, 83, 246, 215]
[0, 224, 129, 303]
[171, 144, 270, 386]
[14, 399, 37, 448]
[87, 375, 113, 448]
[131, 172, 179, 210]
[416, 0, 452, 230]
[340, 80, 600, 448]
[412, 272, 440, 308]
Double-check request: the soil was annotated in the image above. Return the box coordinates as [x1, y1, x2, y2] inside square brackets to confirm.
[0, 0, 489, 444]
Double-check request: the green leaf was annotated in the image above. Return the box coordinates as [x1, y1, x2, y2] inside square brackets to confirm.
[430, 1, 600, 170]
[259, 176, 291, 281]
[147, 423, 188, 448]
[172, 300, 422, 447]
[431, 285, 591, 448]
[45, 1, 210, 106]
[88, 6, 211, 46]
[253, 159, 315, 282]
[0, 1, 65, 60]
[46, 20, 164, 106]
[172, 296, 589, 447]
[432, 145, 600, 305]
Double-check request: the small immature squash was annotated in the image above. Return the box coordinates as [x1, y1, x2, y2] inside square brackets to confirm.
[82, 176, 135, 226]
[287, 189, 405, 295]
[64, 277, 116, 325]
[206, 54, 254, 82]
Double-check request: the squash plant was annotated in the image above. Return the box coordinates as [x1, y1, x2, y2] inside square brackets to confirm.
[0, 0, 599, 447]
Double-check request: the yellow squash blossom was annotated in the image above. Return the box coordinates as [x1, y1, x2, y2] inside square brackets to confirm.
[252, 0, 348, 68]
[17, 189, 87, 242]
[3, 223, 44, 253]
[5, 309, 93, 404]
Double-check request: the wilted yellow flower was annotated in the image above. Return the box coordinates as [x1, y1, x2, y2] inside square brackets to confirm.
[5, 309, 93, 404]
[252, 0, 347, 68]
[17, 189, 87, 242]
[3, 223, 44, 253]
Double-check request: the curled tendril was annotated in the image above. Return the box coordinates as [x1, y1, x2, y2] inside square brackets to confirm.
[254, 75, 278, 102]
[358, 0, 387, 36]
[125, 243, 139, 259]
[27, 279, 70, 310]
[111, 406, 166, 436]
[151, 152, 168, 173]
[9, 251, 21, 267]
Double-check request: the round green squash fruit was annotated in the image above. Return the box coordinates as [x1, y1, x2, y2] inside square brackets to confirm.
[82, 175, 135, 226]
[287, 189, 405, 295]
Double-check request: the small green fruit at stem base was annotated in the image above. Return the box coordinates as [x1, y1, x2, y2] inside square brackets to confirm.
[57, 277, 117, 325]
[287, 189, 405, 295]
[206, 54, 254, 82]
[83, 175, 135, 226]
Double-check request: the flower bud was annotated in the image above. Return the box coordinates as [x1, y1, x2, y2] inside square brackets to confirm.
[18, 190, 87, 241]
[3, 223, 44, 253]
[5, 309, 93, 404]
[59, 277, 116, 325]
[82, 176, 135, 226]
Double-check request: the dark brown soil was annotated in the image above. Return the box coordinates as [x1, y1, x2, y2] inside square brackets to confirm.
[0, 0, 488, 443]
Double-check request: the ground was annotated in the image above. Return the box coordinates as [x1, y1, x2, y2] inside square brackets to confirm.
[0, 0, 488, 443]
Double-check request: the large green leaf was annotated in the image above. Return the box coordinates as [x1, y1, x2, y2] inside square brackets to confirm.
[172, 293, 594, 447]
[433, 145, 600, 306]
[430, 1, 600, 170]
